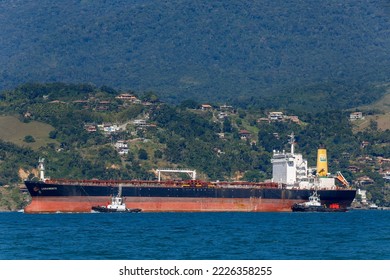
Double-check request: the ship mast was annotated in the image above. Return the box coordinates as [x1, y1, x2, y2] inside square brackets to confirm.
[118, 184, 123, 197]
[38, 157, 45, 181]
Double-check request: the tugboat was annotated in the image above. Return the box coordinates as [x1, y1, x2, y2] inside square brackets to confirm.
[291, 191, 346, 212]
[91, 186, 141, 213]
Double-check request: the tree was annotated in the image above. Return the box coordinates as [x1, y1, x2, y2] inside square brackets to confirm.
[369, 120, 378, 131]
[223, 118, 232, 133]
[179, 99, 199, 109]
[141, 92, 159, 103]
[49, 130, 58, 139]
[24, 135, 35, 143]
[242, 170, 267, 182]
[138, 149, 148, 160]
[154, 149, 163, 159]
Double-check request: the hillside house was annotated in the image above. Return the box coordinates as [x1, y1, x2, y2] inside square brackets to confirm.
[357, 156, 375, 164]
[285, 115, 300, 123]
[257, 117, 270, 123]
[84, 124, 97, 133]
[98, 123, 120, 134]
[116, 93, 135, 100]
[377, 157, 390, 164]
[133, 119, 147, 127]
[347, 165, 361, 173]
[355, 176, 375, 186]
[219, 104, 234, 112]
[350, 112, 364, 120]
[239, 130, 251, 140]
[116, 93, 141, 104]
[218, 112, 228, 119]
[361, 141, 370, 148]
[217, 133, 225, 139]
[268, 112, 284, 121]
[115, 140, 129, 155]
[201, 104, 213, 111]
[115, 140, 127, 149]
[382, 170, 390, 181]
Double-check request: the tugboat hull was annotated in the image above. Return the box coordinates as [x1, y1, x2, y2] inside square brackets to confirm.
[291, 204, 347, 212]
[91, 206, 142, 213]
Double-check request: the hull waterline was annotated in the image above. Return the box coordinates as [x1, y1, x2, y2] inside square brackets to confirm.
[24, 181, 356, 213]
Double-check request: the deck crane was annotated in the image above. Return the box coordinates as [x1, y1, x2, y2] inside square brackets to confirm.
[336, 171, 350, 188]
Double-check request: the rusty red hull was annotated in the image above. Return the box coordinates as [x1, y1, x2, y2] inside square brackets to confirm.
[24, 180, 356, 213]
[25, 196, 299, 213]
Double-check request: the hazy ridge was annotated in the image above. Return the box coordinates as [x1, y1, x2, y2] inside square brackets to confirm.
[1, 0, 389, 105]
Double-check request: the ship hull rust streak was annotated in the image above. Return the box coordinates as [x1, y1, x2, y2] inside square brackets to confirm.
[25, 196, 297, 213]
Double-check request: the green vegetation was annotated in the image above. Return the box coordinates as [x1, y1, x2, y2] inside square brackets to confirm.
[0, 140, 38, 185]
[0, 185, 30, 211]
[0, 1, 389, 107]
[0, 116, 56, 149]
[0, 83, 389, 210]
[24, 135, 35, 143]
[352, 89, 390, 132]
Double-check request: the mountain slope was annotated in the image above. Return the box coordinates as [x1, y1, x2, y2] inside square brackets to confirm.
[1, 0, 389, 105]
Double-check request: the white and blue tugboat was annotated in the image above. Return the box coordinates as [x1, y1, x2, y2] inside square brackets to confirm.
[92, 186, 141, 213]
[291, 191, 346, 212]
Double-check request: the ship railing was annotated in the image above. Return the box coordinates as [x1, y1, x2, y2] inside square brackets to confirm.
[213, 182, 280, 189]
[45, 179, 175, 187]
[307, 186, 352, 191]
[44, 179, 282, 189]
[45, 178, 211, 188]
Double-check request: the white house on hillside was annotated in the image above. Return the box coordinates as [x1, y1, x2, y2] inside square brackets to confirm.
[350, 112, 364, 120]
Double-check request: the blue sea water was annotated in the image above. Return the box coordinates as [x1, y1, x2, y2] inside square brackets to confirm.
[0, 211, 389, 260]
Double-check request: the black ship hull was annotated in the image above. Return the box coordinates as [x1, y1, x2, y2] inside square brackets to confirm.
[24, 180, 356, 213]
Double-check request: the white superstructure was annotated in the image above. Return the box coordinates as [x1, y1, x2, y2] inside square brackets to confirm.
[271, 133, 308, 187]
[107, 185, 127, 211]
[271, 133, 337, 189]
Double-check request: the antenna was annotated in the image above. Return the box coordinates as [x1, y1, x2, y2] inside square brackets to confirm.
[289, 132, 295, 154]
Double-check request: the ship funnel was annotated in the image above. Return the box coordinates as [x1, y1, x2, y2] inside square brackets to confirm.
[316, 148, 328, 177]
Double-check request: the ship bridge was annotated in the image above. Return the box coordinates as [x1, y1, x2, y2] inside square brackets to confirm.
[271, 133, 308, 187]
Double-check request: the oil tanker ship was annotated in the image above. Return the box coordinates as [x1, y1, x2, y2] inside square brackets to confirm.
[24, 134, 356, 213]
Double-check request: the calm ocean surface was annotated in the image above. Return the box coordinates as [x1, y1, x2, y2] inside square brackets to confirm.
[0, 211, 389, 260]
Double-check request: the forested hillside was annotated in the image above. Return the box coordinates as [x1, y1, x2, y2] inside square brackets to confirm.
[0, 83, 389, 209]
[1, 0, 389, 107]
